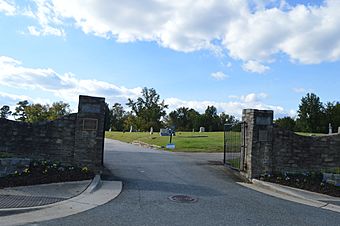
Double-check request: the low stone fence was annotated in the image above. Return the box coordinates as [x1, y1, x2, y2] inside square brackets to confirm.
[0, 95, 106, 170]
[0, 114, 77, 164]
[241, 109, 340, 179]
[272, 128, 340, 173]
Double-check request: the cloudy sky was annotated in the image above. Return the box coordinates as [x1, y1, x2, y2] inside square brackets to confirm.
[0, 0, 339, 118]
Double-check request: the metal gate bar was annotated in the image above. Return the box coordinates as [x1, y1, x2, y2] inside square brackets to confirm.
[223, 122, 245, 170]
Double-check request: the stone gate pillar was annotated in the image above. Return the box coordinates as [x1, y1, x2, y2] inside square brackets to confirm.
[242, 109, 273, 179]
[74, 95, 106, 169]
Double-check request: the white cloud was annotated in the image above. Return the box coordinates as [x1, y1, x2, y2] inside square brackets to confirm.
[210, 71, 228, 80]
[165, 94, 285, 119]
[0, 55, 142, 105]
[242, 60, 270, 73]
[0, 55, 290, 118]
[0, 0, 15, 15]
[4, 0, 340, 69]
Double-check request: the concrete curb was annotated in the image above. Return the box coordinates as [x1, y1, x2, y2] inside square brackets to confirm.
[0, 175, 100, 212]
[0, 176, 122, 226]
[237, 179, 340, 214]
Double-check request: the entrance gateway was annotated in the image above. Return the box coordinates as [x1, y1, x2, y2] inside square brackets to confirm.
[223, 122, 246, 170]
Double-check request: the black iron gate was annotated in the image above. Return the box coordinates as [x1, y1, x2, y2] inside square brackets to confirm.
[223, 122, 246, 170]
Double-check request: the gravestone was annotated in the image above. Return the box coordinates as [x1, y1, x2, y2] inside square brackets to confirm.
[150, 127, 153, 135]
[199, 127, 205, 132]
[129, 125, 133, 133]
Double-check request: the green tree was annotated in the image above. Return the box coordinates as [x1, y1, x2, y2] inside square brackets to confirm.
[202, 106, 219, 131]
[297, 93, 325, 133]
[218, 112, 238, 130]
[0, 105, 12, 119]
[123, 112, 137, 131]
[167, 107, 191, 131]
[12, 100, 71, 123]
[324, 101, 340, 133]
[48, 101, 71, 120]
[187, 108, 202, 131]
[25, 103, 49, 123]
[127, 87, 168, 131]
[110, 103, 126, 131]
[12, 100, 29, 122]
[275, 116, 296, 131]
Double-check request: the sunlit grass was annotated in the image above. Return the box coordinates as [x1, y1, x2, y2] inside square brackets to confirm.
[105, 131, 232, 152]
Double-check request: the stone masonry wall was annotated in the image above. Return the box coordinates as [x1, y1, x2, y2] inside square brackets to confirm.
[272, 128, 340, 173]
[0, 95, 105, 170]
[242, 109, 340, 179]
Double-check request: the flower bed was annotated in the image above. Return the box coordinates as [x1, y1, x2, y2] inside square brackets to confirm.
[260, 172, 340, 197]
[0, 160, 94, 188]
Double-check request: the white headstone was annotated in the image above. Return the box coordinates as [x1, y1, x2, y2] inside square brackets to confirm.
[199, 127, 205, 132]
[129, 125, 133, 133]
[150, 127, 153, 135]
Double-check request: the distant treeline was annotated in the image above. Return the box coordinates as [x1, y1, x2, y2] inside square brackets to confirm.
[275, 93, 340, 133]
[1, 89, 339, 133]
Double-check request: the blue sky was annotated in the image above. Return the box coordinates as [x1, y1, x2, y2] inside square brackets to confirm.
[0, 0, 339, 118]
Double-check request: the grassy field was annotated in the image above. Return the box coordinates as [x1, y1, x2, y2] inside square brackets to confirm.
[105, 131, 229, 152]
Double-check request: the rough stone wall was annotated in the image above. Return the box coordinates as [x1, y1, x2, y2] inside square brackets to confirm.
[0, 114, 76, 164]
[242, 109, 274, 179]
[242, 109, 340, 179]
[0, 95, 105, 170]
[74, 95, 106, 168]
[272, 128, 340, 173]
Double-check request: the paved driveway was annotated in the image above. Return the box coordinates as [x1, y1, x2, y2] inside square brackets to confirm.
[37, 139, 340, 226]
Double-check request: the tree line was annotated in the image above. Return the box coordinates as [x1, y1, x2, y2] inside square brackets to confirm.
[1, 88, 339, 133]
[0, 101, 71, 123]
[275, 93, 340, 133]
[104, 87, 238, 132]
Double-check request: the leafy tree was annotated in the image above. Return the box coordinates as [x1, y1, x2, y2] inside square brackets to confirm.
[324, 101, 340, 133]
[167, 107, 191, 131]
[12, 100, 71, 123]
[25, 103, 49, 123]
[187, 108, 202, 131]
[0, 105, 12, 119]
[127, 87, 167, 131]
[123, 112, 137, 131]
[12, 100, 29, 122]
[48, 101, 71, 120]
[275, 116, 296, 131]
[110, 103, 126, 131]
[219, 112, 238, 130]
[202, 106, 219, 131]
[297, 93, 325, 133]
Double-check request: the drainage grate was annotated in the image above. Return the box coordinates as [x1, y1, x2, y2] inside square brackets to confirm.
[168, 195, 198, 203]
[0, 195, 66, 208]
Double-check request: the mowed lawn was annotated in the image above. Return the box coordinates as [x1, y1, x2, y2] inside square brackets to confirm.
[105, 131, 227, 152]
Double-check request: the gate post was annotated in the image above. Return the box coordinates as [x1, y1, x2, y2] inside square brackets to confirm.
[241, 109, 273, 179]
[74, 95, 106, 170]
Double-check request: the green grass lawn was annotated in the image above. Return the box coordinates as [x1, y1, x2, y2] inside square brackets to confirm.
[105, 131, 231, 152]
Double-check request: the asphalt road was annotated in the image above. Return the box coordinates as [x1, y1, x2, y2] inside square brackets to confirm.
[35, 139, 340, 226]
